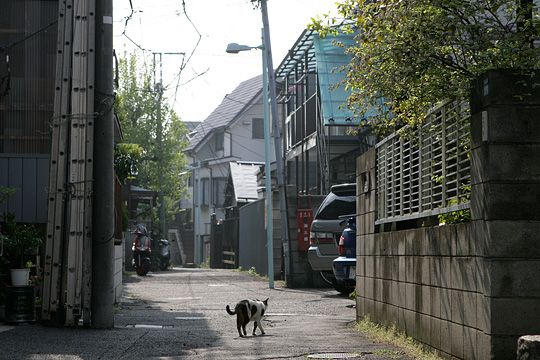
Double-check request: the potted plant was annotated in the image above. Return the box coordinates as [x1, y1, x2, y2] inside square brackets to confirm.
[2, 213, 42, 286]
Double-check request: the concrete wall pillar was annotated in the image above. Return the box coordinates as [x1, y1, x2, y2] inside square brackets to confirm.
[470, 70, 540, 358]
[355, 148, 377, 319]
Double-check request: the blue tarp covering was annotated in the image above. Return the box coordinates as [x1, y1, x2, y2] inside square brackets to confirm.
[314, 33, 358, 126]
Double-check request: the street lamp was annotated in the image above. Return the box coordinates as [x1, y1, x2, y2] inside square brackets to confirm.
[226, 31, 274, 289]
[225, 43, 263, 53]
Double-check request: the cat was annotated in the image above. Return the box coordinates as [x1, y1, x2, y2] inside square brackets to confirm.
[226, 298, 268, 337]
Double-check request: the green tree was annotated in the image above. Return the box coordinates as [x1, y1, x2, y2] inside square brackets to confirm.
[311, 0, 540, 135]
[115, 53, 189, 225]
[114, 143, 143, 184]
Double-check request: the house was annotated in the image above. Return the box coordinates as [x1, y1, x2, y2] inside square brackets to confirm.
[275, 29, 376, 196]
[185, 75, 276, 264]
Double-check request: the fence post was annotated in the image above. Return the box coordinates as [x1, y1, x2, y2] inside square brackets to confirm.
[209, 214, 218, 268]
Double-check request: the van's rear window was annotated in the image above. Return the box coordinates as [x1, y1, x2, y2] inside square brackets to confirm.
[316, 196, 356, 220]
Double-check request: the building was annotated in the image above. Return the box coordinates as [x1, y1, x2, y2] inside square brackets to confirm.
[275, 29, 376, 196]
[0, 0, 58, 224]
[185, 75, 276, 264]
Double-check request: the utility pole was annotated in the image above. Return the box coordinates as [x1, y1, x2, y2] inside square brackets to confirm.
[92, 0, 114, 328]
[259, 0, 292, 283]
[153, 52, 184, 240]
[153, 53, 166, 239]
[157, 83, 165, 239]
[261, 29, 274, 289]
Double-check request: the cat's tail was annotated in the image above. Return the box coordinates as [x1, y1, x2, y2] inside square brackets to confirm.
[226, 305, 236, 315]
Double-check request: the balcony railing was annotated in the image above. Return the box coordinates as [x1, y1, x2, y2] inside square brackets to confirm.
[375, 101, 470, 224]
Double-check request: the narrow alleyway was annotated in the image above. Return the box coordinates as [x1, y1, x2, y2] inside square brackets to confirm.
[1, 269, 412, 359]
[113, 268, 409, 359]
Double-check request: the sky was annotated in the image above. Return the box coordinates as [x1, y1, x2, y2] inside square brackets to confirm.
[113, 0, 338, 123]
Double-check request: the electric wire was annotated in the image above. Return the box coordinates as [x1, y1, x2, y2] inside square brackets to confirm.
[169, 0, 205, 108]
[121, 0, 135, 36]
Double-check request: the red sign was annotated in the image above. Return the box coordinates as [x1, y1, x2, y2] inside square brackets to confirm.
[296, 209, 313, 251]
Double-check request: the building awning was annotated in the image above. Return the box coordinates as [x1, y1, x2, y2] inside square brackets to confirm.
[313, 33, 358, 126]
[129, 185, 157, 200]
[229, 162, 261, 205]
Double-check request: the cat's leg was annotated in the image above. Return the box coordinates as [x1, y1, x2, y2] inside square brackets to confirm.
[242, 322, 247, 336]
[258, 320, 265, 335]
[237, 317, 244, 337]
[252, 321, 258, 336]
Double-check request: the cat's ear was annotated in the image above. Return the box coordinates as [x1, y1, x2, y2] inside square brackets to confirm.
[263, 298, 268, 305]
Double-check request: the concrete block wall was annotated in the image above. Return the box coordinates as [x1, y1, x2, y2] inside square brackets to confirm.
[286, 189, 325, 288]
[356, 71, 540, 359]
[355, 149, 484, 358]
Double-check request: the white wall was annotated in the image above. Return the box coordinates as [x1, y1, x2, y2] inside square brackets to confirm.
[228, 98, 277, 163]
[113, 239, 124, 303]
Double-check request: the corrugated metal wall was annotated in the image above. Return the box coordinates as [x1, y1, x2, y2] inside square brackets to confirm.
[0, 0, 57, 223]
[238, 199, 267, 275]
[0, 0, 57, 154]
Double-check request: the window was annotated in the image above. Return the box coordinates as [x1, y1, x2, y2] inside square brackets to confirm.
[252, 118, 264, 139]
[214, 132, 224, 151]
[212, 178, 227, 208]
[201, 178, 210, 206]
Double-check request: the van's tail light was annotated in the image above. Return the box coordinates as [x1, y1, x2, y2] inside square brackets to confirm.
[338, 235, 345, 256]
[310, 232, 335, 246]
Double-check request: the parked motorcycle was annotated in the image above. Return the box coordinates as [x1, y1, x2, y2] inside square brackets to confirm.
[131, 224, 152, 276]
[157, 239, 170, 271]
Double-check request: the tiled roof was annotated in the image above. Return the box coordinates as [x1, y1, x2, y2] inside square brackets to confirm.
[186, 75, 263, 152]
[182, 121, 201, 132]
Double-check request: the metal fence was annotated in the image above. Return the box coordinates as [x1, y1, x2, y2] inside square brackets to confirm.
[375, 101, 471, 224]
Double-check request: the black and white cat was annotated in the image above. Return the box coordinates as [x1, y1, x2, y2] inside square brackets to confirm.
[226, 298, 268, 337]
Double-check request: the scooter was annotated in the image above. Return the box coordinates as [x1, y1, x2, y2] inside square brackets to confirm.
[132, 224, 152, 276]
[157, 239, 170, 271]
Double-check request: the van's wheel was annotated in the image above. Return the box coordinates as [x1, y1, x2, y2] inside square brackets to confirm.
[319, 271, 335, 286]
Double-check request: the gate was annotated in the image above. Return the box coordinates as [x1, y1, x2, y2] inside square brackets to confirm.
[210, 215, 239, 268]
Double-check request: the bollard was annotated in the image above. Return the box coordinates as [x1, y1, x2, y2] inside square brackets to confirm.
[517, 335, 540, 360]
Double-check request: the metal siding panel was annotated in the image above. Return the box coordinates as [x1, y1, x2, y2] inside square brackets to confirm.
[0, 158, 8, 215]
[0, 0, 56, 154]
[22, 158, 38, 223]
[8, 158, 23, 220]
[238, 200, 267, 275]
[36, 158, 49, 223]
